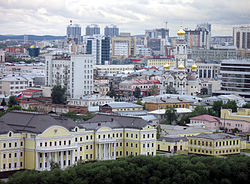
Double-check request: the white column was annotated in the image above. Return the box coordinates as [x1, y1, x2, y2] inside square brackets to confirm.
[6, 151, 9, 171]
[114, 143, 116, 159]
[17, 150, 20, 169]
[99, 144, 101, 160]
[48, 152, 51, 170]
[35, 152, 39, 170]
[66, 151, 69, 167]
[42, 153, 45, 170]
[83, 144, 85, 160]
[55, 152, 58, 162]
[104, 144, 106, 160]
[72, 150, 75, 165]
[60, 152, 63, 169]
[108, 143, 111, 160]
[96, 144, 99, 160]
[1, 152, 3, 171]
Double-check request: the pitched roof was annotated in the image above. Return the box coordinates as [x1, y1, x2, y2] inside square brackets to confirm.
[81, 114, 149, 130]
[158, 136, 188, 142]
[190, 114, 220, 122]
[101, 102, 143, 108]
[0, 111, 77, 134]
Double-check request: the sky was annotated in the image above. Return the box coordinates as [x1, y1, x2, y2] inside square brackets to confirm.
[0, 0, 249, 36]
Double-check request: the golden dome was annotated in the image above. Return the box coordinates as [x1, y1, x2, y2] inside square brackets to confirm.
[178, 63, 185, 70]
[192, 63, 198, 70]
[30, 45, 35, 48]
[164, 63, 170, 69]
[177, 25, 185, 36]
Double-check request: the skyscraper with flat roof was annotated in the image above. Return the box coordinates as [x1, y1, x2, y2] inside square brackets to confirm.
[86, 24, 100, 36]
[104, 25, 119, 38]
[66, 20, 81, 44]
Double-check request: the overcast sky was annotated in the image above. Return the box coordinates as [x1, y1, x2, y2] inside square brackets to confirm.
[0, 0, 249, 36]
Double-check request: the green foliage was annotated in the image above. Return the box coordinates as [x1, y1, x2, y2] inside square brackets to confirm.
[5, 57, 36, 63]
[222, 100, 237, 112]
[63, 111, 94, 121]
[51, 85, 67, 104]
[107, 89, 116, 98]
[166, 85, 177, 94]
[6, 155, 250, 184]
[136, 100, 143, 105]
[212, 100, 223, 117]
[148, 85, 159, 96]
[156, 125, 161, 139]
[178, 106, 216, 125]
[200, 88, 208, 95]
[8, 96, 18, 107]
[1, 98, 6, 106]
[134, 87, 141, 98]
[242, 103, 250, 108]
[165, 107, 177, 124]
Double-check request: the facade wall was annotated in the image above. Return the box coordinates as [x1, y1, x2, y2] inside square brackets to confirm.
[145, 102, 193, 111]
[188, 137, 241, 156]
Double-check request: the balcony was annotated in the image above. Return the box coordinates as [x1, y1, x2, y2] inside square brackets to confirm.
[36, 144, 78, 152]
[97, 137, 116, 144]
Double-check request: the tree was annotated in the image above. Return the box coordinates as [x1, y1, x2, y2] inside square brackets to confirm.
[51, 85, 67, 104]
[222, 100, 238, 112]
[165, 107, 177, 125]
[148, 85, 159, 96]
[1, 98, 6, 106]
[200, 88, 208, 95]
[136, 100, 143, 105]
[8, 96, 18, 107]
[212, 100, 223, 117]
[156, 125, 161, 139]
[166, 85, 177, 94]
[134, 87, 141, 99]
[242, 103, 250, 108]
[107, 88, 116, 98]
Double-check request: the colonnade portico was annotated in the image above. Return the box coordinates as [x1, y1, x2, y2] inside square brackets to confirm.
[96, 142, 116, 160]
[36, 149, 75, 171]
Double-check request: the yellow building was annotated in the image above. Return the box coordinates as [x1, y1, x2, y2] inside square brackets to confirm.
[146, 58, 175, 68]
[111, 36, 136, 58]
[0, 112, 156, 174]
[221, 108, 250, 122]
[157, 137, 188, 154]
[188, 133, 241, 156]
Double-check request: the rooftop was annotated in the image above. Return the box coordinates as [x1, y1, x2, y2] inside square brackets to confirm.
[192, 133, 238, 140]
[190, 114, 220, 122]
[101, 102, 143, 108]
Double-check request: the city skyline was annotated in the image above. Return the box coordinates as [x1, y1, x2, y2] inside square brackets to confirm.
[0, 0, 249, 36]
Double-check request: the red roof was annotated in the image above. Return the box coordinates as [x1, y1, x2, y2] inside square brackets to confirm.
[19, 89, 42, 96]
[190, 114, 220, 122]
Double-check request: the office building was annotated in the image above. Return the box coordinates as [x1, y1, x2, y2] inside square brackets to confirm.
[86, 24, 100, 36]
[233, 25, 250, 49]
[216, 59, 250, 101]
[196, 62, 220, 79]
[83, 35, 110, 65]
[0, 50, 5, 76]
[45, 53, 94, 98]
[104, 25, 119, 38]
[0, 112, 156, 174]
[66, 21, 81, 44]
[111, 36, 136, 58]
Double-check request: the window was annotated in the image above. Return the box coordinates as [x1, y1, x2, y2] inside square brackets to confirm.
[136, 134, 138, 139]
[152, 134, 154, 138]
[86, 154, 88, 160]
[45, 142, 47, 147]
[75, 137, 77, 142]
[20, 142, 23, 146]
[152, 143, 154, 147]
[9, 163, 11, 169]
[90, 145, 93, 149]
[50, 142, 52, 146]
[3, 164, 5, 169]
[120, 133, 122, 137]
[131, 134, 133, 138]
[131, 143, 133, 147]
[20, 162, 23, 167]
[126, 143, 128, 147]
[86, 136, 89, 140]
[40, 142, 42, 147]
[3, 143, 6, 148]
[116, 143, 118, 147]
[3, 154, 6, 158]
[120, 151, 122, 156]
[148, 134, 149, 138]
[80, 137, 82, 141]
[126, 133, 128, 138]
[143, 134, 145, 139]
[9, 143, 11, 148]
[69, 140, 71, 145]
[80, 147, 82, 151]
[14, 163, 17, 168]
[15, 153, 17, 157]
[59, 141, 62, 145]
[15, 142, 17, 147]
[9, 153, 11, 158]
[64, 141, 66, 145]
[136, 144, 138, 148]
[120, 142, 122, 147]
[20, 152, 23, 157]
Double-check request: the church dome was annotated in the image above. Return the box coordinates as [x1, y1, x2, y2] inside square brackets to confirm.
[178, 63, 185, 70]
[192, 63, 198, 70]
[164, 63, 170, 69]
[177, 25, 185, 36]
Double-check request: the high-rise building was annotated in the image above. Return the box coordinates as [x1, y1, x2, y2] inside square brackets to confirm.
[86, 24, 100, 36]
[111, 36, 136, 58]
[233, 25, 250, 50]
[83, 35, 110, 65]
[185, 23, 211, 49]
[217, 59, 250, 101]
[45, 54, 94, 98]
[104, 25, 119, 38]
[66, 20, 82, 44]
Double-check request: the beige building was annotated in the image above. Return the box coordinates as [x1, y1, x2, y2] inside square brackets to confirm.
[0, 75, 32, 95]
[95, 65, 134, 74]
[146, 58, 175, 68]
[112, 36, 136, 58]
[233, 25, 250, 50]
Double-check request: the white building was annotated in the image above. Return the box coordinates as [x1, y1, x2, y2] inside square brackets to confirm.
[45, 53, 94, 99]
[233, 25, 250, 50]
[68, 95, 114, 107]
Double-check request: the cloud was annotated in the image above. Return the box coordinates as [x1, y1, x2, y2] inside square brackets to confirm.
[0, 0, 249, 36]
